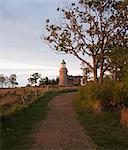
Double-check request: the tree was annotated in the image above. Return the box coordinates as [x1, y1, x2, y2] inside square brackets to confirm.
[4, 76, 10, 88]
[9, 74, 18, 88]
[39, 77, 49, 85]
[81, 61, 92, 82]
[0, 74, 5, 88]
[124, 0, 128, 5]
[43, 0, 127, 82]
[28, 77, 35, 86]
[108, 46, 128, 81]
[39, 77, 59, 86]
[55, 77, 59, 85]
[44, 77, 49, 85]
[39, 78, 44, 86]
[83, 67, 92, 82]
[28, 73, 41, 86]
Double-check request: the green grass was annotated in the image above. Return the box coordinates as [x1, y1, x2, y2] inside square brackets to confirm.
[74, 102, 128, 150]
[1, 90, 77, 150]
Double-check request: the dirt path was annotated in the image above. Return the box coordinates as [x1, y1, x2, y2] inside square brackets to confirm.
[30, 92, 95, 150]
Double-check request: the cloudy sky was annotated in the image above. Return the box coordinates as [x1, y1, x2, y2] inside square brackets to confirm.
[0, 0, 83, 86]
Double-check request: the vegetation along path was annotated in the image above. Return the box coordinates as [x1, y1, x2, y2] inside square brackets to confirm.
[30, 92, 95, 150]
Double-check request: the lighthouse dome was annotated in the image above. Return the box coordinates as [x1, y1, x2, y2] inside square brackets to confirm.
[60, 60, 66, 68]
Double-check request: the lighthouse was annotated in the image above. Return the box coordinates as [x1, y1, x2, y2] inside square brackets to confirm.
[59, 60, 68, 86]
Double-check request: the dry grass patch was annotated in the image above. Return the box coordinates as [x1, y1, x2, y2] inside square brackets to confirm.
[120, 107, 128, 127]
[0, 87, 47, 118]
[90, 100, 102, 114]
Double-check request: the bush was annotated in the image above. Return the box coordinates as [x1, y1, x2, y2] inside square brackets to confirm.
[77, 80, 128, 111]
[112, 82, 128, 109]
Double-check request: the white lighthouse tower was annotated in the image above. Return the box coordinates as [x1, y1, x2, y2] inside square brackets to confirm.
[59, 60, 68, 86]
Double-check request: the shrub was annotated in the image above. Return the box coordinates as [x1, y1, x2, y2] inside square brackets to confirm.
[112, 82, 128, 109]
[77, 80, 128, 111]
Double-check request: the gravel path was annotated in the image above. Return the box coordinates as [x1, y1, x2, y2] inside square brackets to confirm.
[30, 92, 95, 150]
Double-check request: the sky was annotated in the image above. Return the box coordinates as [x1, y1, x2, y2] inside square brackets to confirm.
[0, 0, 84, 86]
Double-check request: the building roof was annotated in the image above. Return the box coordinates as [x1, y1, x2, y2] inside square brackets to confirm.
[69, 75, 82, 78]
[61, 59, 66, 64]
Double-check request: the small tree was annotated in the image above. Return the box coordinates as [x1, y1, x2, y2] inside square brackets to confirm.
[83, 67, 92, 82]
[55, 77, 59, 85]
[4, 76, 10, 88]
[81, 61, 92, 82]
[28, 73, 41, 86]
[44, 77, 49, 85]
[28, 77, 35, 86]
[43, 0, 127, 82]
[39, 77, 59, 86]
[9, 74, 18, 88]
[0, 74, 5, 88]
[39, 77, 49, 85]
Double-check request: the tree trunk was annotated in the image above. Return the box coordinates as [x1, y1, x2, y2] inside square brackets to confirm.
[93, 56, 98, 83]
[93, 66, 98, 83]
[99, 52, 104, 82]
[114, 66, 118, 81]
[100, 59, 103, 82]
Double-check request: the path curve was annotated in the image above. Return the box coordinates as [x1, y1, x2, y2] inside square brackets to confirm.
[30, 92, 95, 150]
